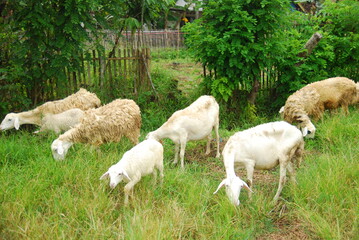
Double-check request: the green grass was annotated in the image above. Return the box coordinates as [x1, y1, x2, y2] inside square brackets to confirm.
[0, 108, 358, 239]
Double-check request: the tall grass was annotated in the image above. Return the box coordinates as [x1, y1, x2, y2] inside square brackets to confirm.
[1, 49, 358, 239]
[1, 108, 357, 239]
[290, 110, 359, 239]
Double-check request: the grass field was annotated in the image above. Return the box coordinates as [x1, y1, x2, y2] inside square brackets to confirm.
[0, 105, 358, 239]
[0, 48, 358, 240]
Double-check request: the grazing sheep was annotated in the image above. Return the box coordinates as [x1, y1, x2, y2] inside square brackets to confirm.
[0, 88, 101, 131]
[146, 95, 220, 169]
[51, 99, 141, 160]
[214, 121, 304, 206]
[100, 139, 164, 205]
[34, 108, 84, 134]
[282, 77, 357, 138]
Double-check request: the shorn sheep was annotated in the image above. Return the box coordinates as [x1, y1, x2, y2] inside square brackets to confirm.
[282, 77, 357, 138]
[34, 108, 84, 134]
[51, 99, 141, 160]
[0, 88, 101, 131]
[100, 139, 164, 205]
[146, 95, 220, 168]
[214, 121, 304, 206]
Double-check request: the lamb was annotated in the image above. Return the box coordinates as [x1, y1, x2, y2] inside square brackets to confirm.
[0, 88, 101, 131]
[51, 99, 141, 160]
[100, 139, 164, 205]
[34, 108, 84, 134]
[214, 121, 304, 206]
[282, 77, 357, 138]
[146, 95, 220, 169]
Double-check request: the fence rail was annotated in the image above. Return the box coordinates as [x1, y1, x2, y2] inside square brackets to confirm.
[60, 48, 151, 98]
[102, 30, 186, 50]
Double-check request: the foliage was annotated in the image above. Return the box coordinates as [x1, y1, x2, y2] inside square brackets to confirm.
[183, 0, 359, 115]
[183, 0, 292, 103]
[274, 0, 359, 109]
[317, 0, 359, 77]
[0, 0, 175, 117]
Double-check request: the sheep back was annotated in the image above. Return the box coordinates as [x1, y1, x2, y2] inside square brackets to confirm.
[305, 77, 356, 112]
[60, 99, 141, 146]
[283, 77, 356, 123]
[283, 87, 321, 123]
[36, 88, 101, 114]
[40, 108, 84, 133]
[166, 95, 219, 125]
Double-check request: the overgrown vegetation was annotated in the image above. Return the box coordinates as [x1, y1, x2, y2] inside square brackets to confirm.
[0, 0, 174, 116]
[0, 104, 357, 239]
[183, 0, 359, 118]
[0, 1, 358, 238]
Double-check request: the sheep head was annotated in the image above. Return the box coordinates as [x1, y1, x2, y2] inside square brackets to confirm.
[0, 113, 20, 131]
[51, 139, 73, 160]
[296, 115, 316, 138]
[100, 166, 131, 189]
[214, 176, 252, 206]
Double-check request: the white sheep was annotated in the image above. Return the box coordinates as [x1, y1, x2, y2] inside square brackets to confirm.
[100, 139, 164, 205]
[282, 77, 357, 138]
[146, 95, 220, 168]
[214, 121, 304, 206]
[51, 99, 141, 160]
[0, 88, 101, 131]
[34, 108, 84, 134]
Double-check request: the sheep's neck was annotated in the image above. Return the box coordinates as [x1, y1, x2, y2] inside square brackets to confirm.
[19, 110, 42, 126]
[154, 126, 171, 139]
[225, 165, 237, 179]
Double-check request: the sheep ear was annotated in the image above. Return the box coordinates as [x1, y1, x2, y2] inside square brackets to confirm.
[57, 145, 64, 155]
[122, 170, 131, 181]
[100, 172, 109, 180]
[213, 179, 228, 194]
[240, 179, 253, 193]
[301, 127, 308, 137]
[14, 117, 20, 130]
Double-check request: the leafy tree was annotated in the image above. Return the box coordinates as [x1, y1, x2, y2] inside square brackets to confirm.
[1, 0, 115, 107]
[0, 0, 174, 117]
[183, 0, 292, 109]
[317, 0, 359, 78]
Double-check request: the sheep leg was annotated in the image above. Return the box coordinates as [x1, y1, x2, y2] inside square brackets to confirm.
[152, 170, 157, 185]
[245, 162, 255, 199]
[214, 121, 220, 158]
[124, 179, 140, 205]
[156, 163, 164, 185]
[273, 161, 288, 202]
[205, 134, 212, 155]
[179, 139, 187, 169]
[173, 143, 180, 164]
[54, 127, 61, 134]
[286, 162, 297, 185]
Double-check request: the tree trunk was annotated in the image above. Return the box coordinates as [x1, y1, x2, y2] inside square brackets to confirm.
[298, 32, 322, 58]
[248, 78, 260, 105]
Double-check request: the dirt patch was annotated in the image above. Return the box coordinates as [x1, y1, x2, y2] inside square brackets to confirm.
[164, 62, 203, 95]
[257, 204, 312, 240]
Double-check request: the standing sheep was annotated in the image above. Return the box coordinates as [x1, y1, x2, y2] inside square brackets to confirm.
[214, 121, 304, 206]
[146, 95, 220, 169]
[34, 108, 84, 134]
[282, 77, 357, 138]
[100, 139, 164, 205]
[51, 99, 141, 160]
[0, 88, 101, 131]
